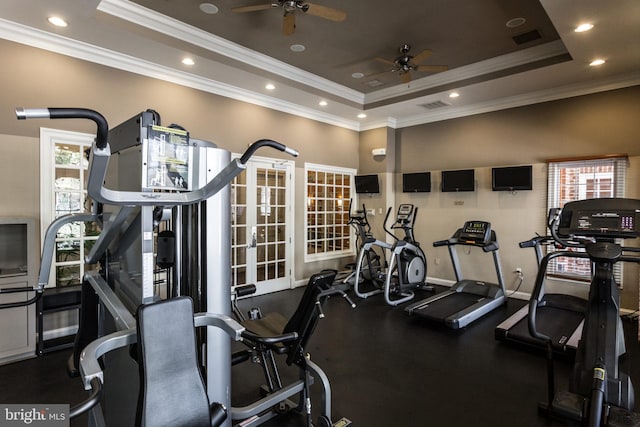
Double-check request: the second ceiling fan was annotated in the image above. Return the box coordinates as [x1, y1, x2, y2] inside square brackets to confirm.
[371, 44, 448, 84]
[232, 1, 347, 35]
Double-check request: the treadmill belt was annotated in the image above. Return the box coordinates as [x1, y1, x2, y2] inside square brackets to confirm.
[508, 306, 584, 350]
[414, 293, 483, 321]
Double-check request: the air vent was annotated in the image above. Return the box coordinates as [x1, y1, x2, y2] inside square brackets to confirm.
[512, 29, 542, 45]
[419, 100, 450, 110]
[365, 79, 385, 88]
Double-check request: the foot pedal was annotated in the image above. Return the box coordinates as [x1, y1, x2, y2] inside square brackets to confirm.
[333, 417, 352, 427]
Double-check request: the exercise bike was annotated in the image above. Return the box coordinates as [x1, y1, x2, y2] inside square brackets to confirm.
[353, 204, 431, 306]
[529, 198, 640, 426]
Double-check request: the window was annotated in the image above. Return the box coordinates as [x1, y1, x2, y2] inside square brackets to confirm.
[305, 163, 356, 261]
[547, 156, 627, 282]
[41, 129, 100, 287]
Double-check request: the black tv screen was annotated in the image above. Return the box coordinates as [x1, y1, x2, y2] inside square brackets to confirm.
[355, 174, 380, 194]
[492, 165, 533, 191]
[402, 172, 431, 193]
[441, 169, 475, 192]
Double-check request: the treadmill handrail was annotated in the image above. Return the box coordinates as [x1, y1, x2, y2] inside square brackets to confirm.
[16, 108, 298, 207]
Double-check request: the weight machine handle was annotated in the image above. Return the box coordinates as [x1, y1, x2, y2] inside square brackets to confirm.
[16, 108, 108, 150]
[240, 139, 298, 163]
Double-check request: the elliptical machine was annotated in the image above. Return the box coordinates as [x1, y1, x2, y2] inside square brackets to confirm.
[353, 204, 430, 306]
[529, 198, 640, 426]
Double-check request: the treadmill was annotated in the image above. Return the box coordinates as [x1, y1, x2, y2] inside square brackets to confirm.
[495, 212, 586, 355]
[405, 220, 506, 329]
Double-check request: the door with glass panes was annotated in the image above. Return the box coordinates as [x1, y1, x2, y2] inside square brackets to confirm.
[231, 157, 294, 295]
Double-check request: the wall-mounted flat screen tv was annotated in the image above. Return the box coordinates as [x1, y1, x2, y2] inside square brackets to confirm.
[492, 165, 533, 191]
[402, 172, 431, 193]
[355, 174, 380, 194]
[441, 169, 475, 192]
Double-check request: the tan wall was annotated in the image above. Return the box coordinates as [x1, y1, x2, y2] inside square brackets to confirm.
[1, 38, 639, 308]
[392, 86, 640, 309]
[0, 39, 359, 283]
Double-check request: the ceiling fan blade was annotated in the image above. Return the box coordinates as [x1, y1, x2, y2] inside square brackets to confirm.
[362, 70, 393, 79]
[375, 57, 396, 66]
[305, 3, 347, 22]
[401, 72, 412, 84]
[231, 4, 274, 13]
[283, 13, 296, 35]
[411, 49, 433, 65]
[415, 64, 449, 73]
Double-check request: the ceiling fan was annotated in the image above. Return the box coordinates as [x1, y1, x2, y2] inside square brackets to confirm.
[370, 44, 448, 84]
[231, 1, 347, 35]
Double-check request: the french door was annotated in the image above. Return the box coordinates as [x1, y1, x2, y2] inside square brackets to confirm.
[231, 157, 294, 295]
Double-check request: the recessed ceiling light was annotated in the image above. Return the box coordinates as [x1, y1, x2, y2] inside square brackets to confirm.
[575, 23, 594, 33]
[199, 3, 219, 14]
[265, 83, 276, 90]
[290, 44, 306, 52]
[48, 16, 68, 27]
[357, 113, 367, 119]
[182, 57, 195, 66]
[351, 72, 365, 79]
[319, 101, 328, 107]
[449, 92, 460, 98]
[505, 17, 526, 28]
[589, 59, 605, 67]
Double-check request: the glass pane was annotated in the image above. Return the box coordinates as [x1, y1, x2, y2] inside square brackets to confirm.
[277, 261, 285, 277]
[55, 144, 82, 166]
[257, 265, 266, 282]
[55, 192, 82, 215]
[257, 245, 265, 263]
[57, 222, 83, 239]
[56, 265, 80, 287]
[307, 170, 316, 184]
[267, 244, 275, 261]
[56, 241, 80, 262]
[276, 171, 286, 187]
[55, 169, 81, 190]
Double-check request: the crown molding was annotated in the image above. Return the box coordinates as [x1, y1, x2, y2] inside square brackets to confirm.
[364, 40, 569, 104]
[392, 72, 640, 129]
[0, 18, 361, 131]
[97, 0, 364, 104]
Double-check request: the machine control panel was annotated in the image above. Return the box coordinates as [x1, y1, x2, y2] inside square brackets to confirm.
[459, 221, 491, 244]
[568, 209, 639, 238]
[396, 204, 415, 222]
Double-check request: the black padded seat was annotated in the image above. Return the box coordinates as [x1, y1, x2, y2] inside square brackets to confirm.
[240, 269, 338, 367]
[135, 296, 227, 427]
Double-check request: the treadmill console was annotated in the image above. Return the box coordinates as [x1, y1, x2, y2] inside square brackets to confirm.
[558, 199, 640, 239]
[459, 221, 491, 244]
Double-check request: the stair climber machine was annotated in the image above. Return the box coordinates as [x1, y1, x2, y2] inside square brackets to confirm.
[495, 208, 587, 356]
[405, 220, 506, 329]
[353, 204, 431, 306]
[529, 198, 640, 427]
[16, 107, 346, 427]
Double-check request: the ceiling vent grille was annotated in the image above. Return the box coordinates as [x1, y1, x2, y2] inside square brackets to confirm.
[512, 29, 542, 45]
[364, 79, 385, 88]
[419, 100, 450, 110]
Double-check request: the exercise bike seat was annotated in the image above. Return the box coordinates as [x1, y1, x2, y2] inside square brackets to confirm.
[135, 296, 227, 427]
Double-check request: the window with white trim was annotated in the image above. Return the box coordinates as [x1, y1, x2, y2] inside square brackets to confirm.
[547, 156, 627, 282]
[304, 163, 356, 261]
[41, 128, 100, 288]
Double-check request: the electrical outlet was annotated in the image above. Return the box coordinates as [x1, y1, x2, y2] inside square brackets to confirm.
[435, 257, 441, 265]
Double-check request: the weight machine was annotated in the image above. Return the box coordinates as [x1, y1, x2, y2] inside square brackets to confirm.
[16, 107, 344, 426]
